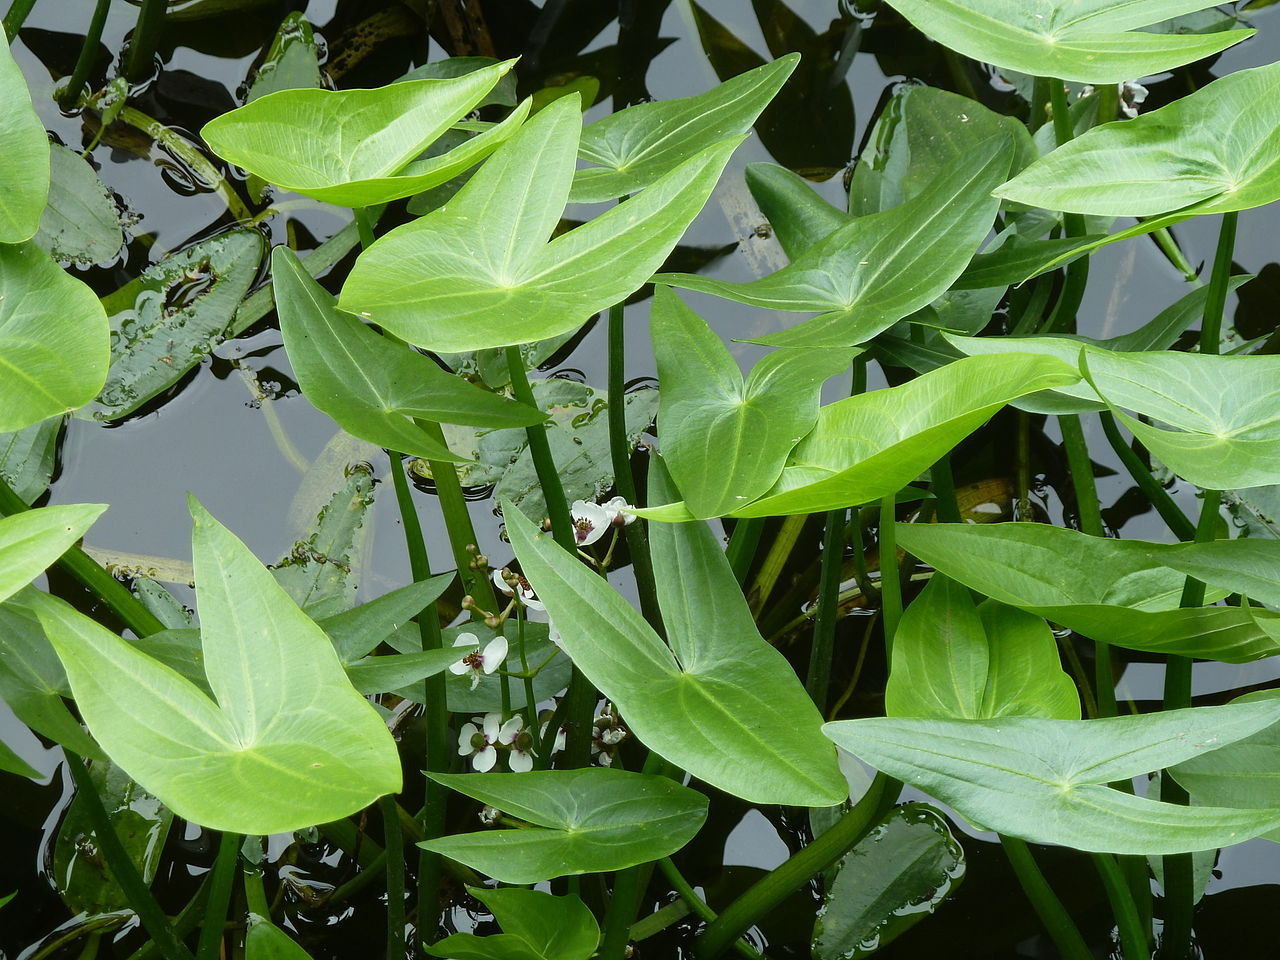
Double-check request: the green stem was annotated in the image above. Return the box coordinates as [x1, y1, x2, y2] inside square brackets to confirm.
[125, 875, 212, 960]
[606, 301, 661, 628]
[1153, 228, 1200, 285]
[1043, 78, 1089, 334]
[66, 754, 195, 960]
[599, 755, 666, 960]
[0, 479, 165, 638]
[1095, 81, 1119, 125]
[504, 345, 596, 767]
[194, 832, 240, 960]
[655, 859, 763, 960]
[1059, 413, 1113, 716]
[1198, 211, 1239, 355]
[387, 459, 448, 936]
[748, 514, 805, 615]
[999, 835, 1091, 960]
[1093, 852, 1149, 960]
[697, 774, 895, 959]
[1098, 413, 1195, 541]
[124, 0, 167, 82]
[1, 0, 36, 38]
[242, 863, 269, 919]
[930, 454, 961, 524]
[879, 497, 902, 652]
[725, 517, 764, 586]
[380, 796, 406, 960]
[58, 0, 110, 108]
[805, 507, 847, 712]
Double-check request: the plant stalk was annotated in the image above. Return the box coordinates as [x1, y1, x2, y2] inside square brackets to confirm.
[696, 774, 895, 959]
[194, 832, 241, 960]
[58, 0, 111, 109]
[124, 0, 167, 82]
[380, 795, 406, 960]
[656, 858, 763, 960]
[999, 835, 1091, 960]
[1093, 852, 1148, 960]
[878, 496, 902, 652]
[1198, 211, 1239, 355]
[1043, 78, 1089, 334]
[66, 754, 195, 960]
[1, 0, 36, 38]
[1098, 412, 1196, 541]
[805, 507, 847, 713]
[725, 517, 764, 586]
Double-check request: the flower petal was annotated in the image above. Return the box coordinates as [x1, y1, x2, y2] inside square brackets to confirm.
[480, 635, 509, 672]
[508, 750, 534, 773]
[482, 712, 502, 739]
[498, 715, 523, 743]
[473, 746, 497, 772]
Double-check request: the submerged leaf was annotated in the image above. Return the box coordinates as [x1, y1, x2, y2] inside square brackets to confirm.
[35, 143, 123, 265]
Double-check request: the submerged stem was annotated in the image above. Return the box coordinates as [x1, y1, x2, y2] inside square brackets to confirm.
[805, 507, 847, 713]
[194, 832, 240, 960]
[999, 835, 1091, 960]
[1093, 852, 1149, 960]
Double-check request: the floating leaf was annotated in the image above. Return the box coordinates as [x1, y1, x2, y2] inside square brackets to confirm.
[658, 136, 1012, 348]
[426, 888, 598, 960]
[448, 378, 657, 525]
[895, 522, 1280, 662]
[0, 30, 50, 242]
[246, 916, 315, 959]
[35, 143, 123, 265]
[997, 61, 1280, 218]
[33, 497, 401, 834]
[885, 575, 1080, 722]
[0, 416, 60, 506]
[272, 246, 543, 463]
[202, 61, 521, 206]
[0, 243, 109, 431]
[813, 804, 964, 960]
[507, 482, 847, 806]
[569, 54, 797, 203]
[246, 12, 322, 102]
[824, 701, 1280, 854]
[339, 96, 741, 352]
[85, 229, 264, 421]
[882, 0, 1253, 84]
[52, 758, 173, 916]
[652, 287, 850, 518]
[421, 770, 707, 883]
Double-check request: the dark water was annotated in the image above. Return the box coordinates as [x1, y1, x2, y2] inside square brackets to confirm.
[4, 1, 1280, 957]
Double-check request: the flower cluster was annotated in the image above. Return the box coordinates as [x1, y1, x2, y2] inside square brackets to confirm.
[447, 633, 507, 690]
[457, 713, 536, 772]
[570, 495, 635, 547]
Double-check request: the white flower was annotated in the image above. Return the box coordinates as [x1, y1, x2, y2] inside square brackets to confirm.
[1119, 80, 1148, 119]
[447, 633, 508, 690]
[505, 717, 536, 773]
[492, 568, 545, 611]
[570, 497, 636, 546]
[539, 719, 567, 755]
[457, 713, 499, 772]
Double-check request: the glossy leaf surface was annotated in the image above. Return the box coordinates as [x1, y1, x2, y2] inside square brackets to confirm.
[652, 287, 849, 518]
[273, 246, 543, 462]
[340, 96, 741, 352]
[659, 137, 1011, 348]
[421, 770, 707, 883]
[998, 61, 1280, 217]
[896, 523, 1280, 662]
[34, 498, 401, 834]
[0, 505, 106, 605]
[883, 0, 1252, 83]
[201, 61, 518, 206]
[0, 31, 50, 242]
[825, 701, 1280, 854]
[426, 888, 599, 960]
[35, 143, 123, 265]
[0, 243, 109, 431]
[507, 502, 846, 805]
[570, 54, 796, 203]
[813, 804, 964, 960]
[885, 575, 1079, 721]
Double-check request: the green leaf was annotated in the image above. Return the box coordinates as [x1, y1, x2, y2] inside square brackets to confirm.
[319, 574, 454, 663]
[35, 143, 123, 265]
[0, 591, 106, 760]
[246, 12, 322, 102]
[882, 0, 1253, 84]
[658, 136, 1013, 348]
[273, 246, 543, 463]
[652, 287, 850, 518]
[0, 736, 38, 779]
[421, 769, 708, 883]
[245, 916, 315, 959]
[86, 229, 264, 421]
[271, 461, 375, 619]
[448, 378, 657, 525]
[569, 54, 797, 203]
[0, 504, 106, 604]
[0, 243, 109, 431]
[0, 30, 50, 242]
[813, 804, 964, 960]
[744, 161, 848, 260]
[824, 701, 1280, 854]
[201, 60, 521, 206]
[427, 621, 569, 713]
[32, 497, 401, 835]
[339, 96, 741, 352]
[998, 61, 1280, 217]
[344, 648, 459, 696]
[894, 522, 1280, 662]
[1078, 348, 1280, 490]
[0, 416, 60, 505]
[399, 57, 518, 108]
[1150, 539, 1280, 610]
[52, 758, 173, 916]
[426, 888, 599, 960]
[884, 575, 1079, 722]
[713, 353, 1078, 517]
[506, 500, 846, 806]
